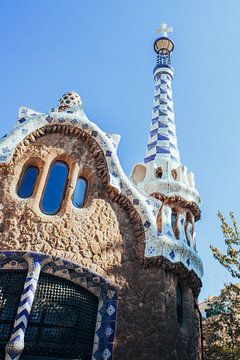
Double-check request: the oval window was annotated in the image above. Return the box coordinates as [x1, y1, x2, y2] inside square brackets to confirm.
[72, 177, 87, 208]
[176, 283, 183, 325]
[41, 161, 69, 215]
[18, 166, 39, 198]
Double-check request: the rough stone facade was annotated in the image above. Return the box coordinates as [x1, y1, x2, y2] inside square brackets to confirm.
[0, 125, 201, 359]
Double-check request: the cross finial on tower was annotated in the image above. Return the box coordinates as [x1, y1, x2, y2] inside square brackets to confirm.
[156, 23, 173, 37]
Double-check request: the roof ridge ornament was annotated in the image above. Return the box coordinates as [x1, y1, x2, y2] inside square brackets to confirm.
[58, 91, 82, 112]
[156, 23, 173, 38]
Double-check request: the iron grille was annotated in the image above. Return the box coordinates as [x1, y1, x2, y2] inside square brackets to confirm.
[21, 272, 99, 360]
[0, 270, 27, 360]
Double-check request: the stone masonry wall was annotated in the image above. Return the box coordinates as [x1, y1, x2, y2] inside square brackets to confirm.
[0, 128, 200, 360]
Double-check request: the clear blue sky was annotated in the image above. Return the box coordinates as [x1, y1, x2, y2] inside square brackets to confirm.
[0, 0, 239, 301]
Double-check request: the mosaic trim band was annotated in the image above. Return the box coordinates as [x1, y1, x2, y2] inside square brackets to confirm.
[0, 251, 117, 360]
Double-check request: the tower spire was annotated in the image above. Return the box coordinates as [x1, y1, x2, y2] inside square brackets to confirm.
[144, 23, 180, 166]
[130, 25, 202, 292]
[131, 25, 201, 212]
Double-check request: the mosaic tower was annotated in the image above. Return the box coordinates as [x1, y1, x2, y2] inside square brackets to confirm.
[0, 25, 203, 360]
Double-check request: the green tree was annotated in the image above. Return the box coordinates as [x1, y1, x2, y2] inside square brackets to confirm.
[203, 284, 240, 360]
[203, 211, 240, 360]
[210, 211, 240, 278]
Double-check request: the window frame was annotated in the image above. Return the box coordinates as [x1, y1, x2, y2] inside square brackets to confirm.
[40, 160, 69, 215]
[17, 165, 39, 199]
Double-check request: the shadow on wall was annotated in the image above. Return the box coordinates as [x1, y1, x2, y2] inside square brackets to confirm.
[102, 199, 200, 360]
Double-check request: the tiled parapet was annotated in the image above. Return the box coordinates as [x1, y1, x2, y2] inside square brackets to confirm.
[145, 204, 202, 278]
[130, 161, 201, 207]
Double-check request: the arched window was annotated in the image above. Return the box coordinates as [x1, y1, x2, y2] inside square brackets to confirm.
[176, 283, 183, 325]
[18, 166, 39, 198]
[72, 177, 87, 208]
[22, 273, 99, 360]
[41, 161, 69, 215]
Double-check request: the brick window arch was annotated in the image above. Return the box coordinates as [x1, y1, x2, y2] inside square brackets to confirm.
[18, 160, 89, 215]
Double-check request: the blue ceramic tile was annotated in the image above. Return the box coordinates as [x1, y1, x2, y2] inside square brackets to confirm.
[46, 116, 54, 123]
[96, 321, 116, 343]
[144, 220, 151, 228]
[133, 199, 139, 205]
[93, 343, 113, 360]
[99, 300, 117, 322]
[19, 118, 27, 124]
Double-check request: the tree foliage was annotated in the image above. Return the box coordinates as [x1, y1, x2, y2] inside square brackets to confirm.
[210, 211, 240, 279]
[203, 211, 240, 359]
[203, 284, 240, 360]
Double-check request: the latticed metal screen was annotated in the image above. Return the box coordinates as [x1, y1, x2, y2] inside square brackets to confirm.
[21, 272, 99, 360]
[0, 270, 27, 360]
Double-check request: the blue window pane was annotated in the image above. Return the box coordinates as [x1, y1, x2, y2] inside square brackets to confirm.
[41, 161, 68, 215]
[72, 178, 87, 208]
[18, 166, 39, 198]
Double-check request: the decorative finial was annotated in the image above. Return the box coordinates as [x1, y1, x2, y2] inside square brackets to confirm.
[156, 23, 173, 38]
[153, 23, 174, 67]
[58, 91, 82, 112]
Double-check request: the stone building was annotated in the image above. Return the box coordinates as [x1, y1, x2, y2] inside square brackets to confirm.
[0, 24, 203, 360]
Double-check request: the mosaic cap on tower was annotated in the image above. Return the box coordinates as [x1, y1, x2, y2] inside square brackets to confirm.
[58, 91, 82, 111]
[131, 24, 201, 215]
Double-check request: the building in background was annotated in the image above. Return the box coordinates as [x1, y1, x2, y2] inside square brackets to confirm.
[0, 25, 203, 360]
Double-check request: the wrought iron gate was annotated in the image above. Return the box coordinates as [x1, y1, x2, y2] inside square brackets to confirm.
[0, 271, 99, 360]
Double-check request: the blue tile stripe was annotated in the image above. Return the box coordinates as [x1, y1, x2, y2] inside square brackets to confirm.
[145, 70, 181, 164]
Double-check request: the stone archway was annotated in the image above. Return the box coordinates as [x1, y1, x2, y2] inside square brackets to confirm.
[0, 251, 117, 360]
